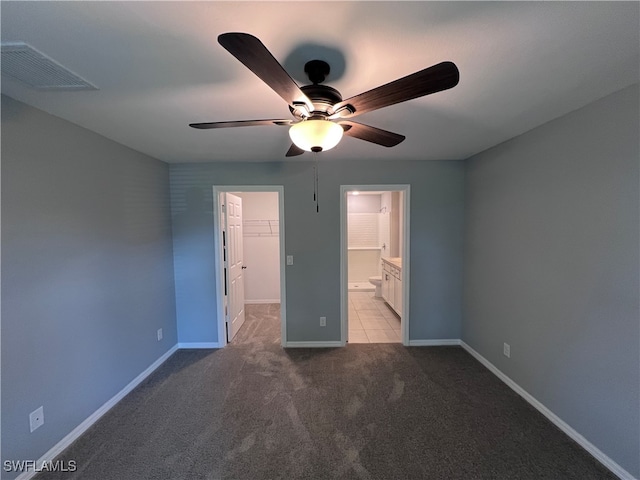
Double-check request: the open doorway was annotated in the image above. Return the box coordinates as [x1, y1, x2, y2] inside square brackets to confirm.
[213, 186, 286, 347]
[340, 185, 410, 345]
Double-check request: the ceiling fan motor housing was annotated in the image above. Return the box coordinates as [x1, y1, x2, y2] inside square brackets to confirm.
[291, 84, 342, 119]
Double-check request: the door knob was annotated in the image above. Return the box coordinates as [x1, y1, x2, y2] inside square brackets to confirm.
[242, 265, 247, 269]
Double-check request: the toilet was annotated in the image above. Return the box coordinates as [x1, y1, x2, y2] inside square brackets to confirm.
[368, 276, 382, 297]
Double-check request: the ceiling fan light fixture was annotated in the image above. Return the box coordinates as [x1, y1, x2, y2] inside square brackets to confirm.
[195, 33, 459, 156]
[289, 119, 343, 153]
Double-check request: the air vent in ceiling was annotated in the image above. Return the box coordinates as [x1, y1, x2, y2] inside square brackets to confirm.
[1, 42, 97, 90]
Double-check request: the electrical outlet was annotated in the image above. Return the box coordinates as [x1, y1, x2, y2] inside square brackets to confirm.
[503, 343, 511, 358]
[157, 328, 163, 341]
[286, 255, 294, 265]
[30, 406, 44, 432]
[320, 316, 326, 327]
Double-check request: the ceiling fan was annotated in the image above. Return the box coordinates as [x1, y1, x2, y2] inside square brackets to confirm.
[189, 33, 459, 156]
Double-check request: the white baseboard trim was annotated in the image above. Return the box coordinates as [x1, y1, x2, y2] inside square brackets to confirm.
[285, 341, 343, 348]
[408, 339, 462, 347]
[177, 342, 221, 349]
[16, 345, 179, 480]
[245, 299, 280, 305]
[460, 341, 636, 480]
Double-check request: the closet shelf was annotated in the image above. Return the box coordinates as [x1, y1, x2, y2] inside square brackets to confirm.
[243, 219, 279, 237]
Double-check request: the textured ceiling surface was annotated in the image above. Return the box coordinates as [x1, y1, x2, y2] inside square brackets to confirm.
[1, 1, 638, 163]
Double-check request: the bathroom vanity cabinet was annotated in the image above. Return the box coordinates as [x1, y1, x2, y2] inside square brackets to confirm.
[381, 257, 402, 317]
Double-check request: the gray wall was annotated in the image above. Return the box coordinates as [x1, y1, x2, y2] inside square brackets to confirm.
[170, 159, 464, 344]
[1, 95, 177, 476]
[463, 84, 639, 477]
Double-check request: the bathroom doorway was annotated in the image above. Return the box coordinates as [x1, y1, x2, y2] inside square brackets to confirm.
[213, 186, 287, 347]
[340, 185, 410, 345]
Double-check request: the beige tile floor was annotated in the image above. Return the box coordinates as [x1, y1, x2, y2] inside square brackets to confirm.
[348, 291, 401, 343]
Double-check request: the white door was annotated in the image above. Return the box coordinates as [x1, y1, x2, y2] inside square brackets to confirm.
[224, 193, 246, 342]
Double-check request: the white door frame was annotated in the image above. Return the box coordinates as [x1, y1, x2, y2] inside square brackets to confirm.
[340, 185, 410, 346]
[212, 185, 287, 347]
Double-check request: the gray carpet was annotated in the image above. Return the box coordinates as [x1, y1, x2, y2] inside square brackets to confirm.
[36, 304, 614, 479]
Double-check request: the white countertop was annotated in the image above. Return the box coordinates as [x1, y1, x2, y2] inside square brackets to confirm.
[382, 257, 402, 269]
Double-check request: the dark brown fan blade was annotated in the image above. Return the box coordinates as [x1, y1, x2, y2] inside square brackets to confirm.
[285, 144, 305, 157]
[218, 33, 313, 111]
[189, 119, 293, 129]
[330, 62, 459, 119]
[339, 121, 405, 147]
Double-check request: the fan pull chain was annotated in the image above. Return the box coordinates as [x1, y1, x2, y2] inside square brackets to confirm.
[313, 155, 320, 213]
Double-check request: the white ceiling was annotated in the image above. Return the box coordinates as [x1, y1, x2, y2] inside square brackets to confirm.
[2, 1, 638, 163]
